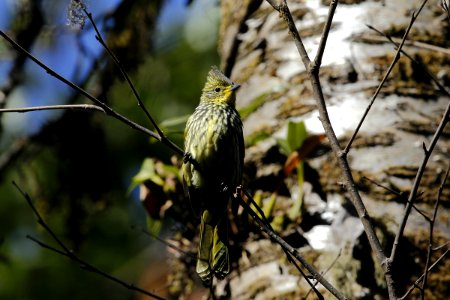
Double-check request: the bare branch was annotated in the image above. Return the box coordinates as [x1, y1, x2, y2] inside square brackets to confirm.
[237, 186, 347, 300]
[264, 1, 392, 295]
[433, 242, 450, 251]
[304, 249, 342, 299]
[390, 100, 449, 263]
[366, 26, 450, 98]
[362, 176, 431, 222]
[365, 37, 450, 286]
[313, 0, 338, 71]
[400, 247, 450, 299]
[137, 226, 197, 260]
[0, 30, 184, 157]
[266, 0, 311, 69]
[13, 182, 166, 300]
[353, 33, 450, 56]
[421, 167, 449, 297]
[242, 189, 324, 299]
[81, 8, 169, 144]
[0, 104, 105, 113]
[13, 181, 72, 254]
[344, 0, 429, 153]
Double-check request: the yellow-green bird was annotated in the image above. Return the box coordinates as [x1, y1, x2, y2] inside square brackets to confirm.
[182, 66, 244, 282]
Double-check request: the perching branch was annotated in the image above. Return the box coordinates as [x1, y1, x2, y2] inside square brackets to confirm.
[242, 187, 325, 299]
[13, 181, 166, 300]
[304, 249, 342, 299]
[236, 186, 347, 300]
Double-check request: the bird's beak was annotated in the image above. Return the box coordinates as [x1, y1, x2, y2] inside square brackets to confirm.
[229, 83, 240, 92]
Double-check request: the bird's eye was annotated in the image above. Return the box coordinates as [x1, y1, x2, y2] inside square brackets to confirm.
[214, 87, 221, 92]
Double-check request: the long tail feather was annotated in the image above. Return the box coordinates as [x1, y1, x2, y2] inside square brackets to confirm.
[196, 211, 214, 282]
[196, 210, 230, 282]
[211, 224, 230, 279]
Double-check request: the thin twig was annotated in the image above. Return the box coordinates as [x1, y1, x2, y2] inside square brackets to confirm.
[0, 30, 184, 157]
[367, 25, 450, 98]
[344, 0, 429, 153]
[267, 0, 311, 68]
[0, 104, 105, 113]
[421, 167, 449, 298]
[433, 242, 450, 252]
[399, 247, 450, 299]
[240, 188, 324, 299]
[13, 182, 166, 300]
[13, 181, 72, 254]
[362, 176, 431, 222]
[27, 235, 70, 257]
[390, 100, 449, 263]
[82, 8, 175, 151]
[265, 1, 392, 296]
[137, 227, 197, 260]
[304, 249, 342, 299]
[312, 0, 338, 70]
[352, 33, 450, 55]
[240, 191, 325, 299]
[364, 28, 450, 281]
[237, 186, 346, 300]
[242, 190, 325, 298]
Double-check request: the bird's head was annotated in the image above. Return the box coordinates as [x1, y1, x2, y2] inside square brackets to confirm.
[200, 66, 240, 106]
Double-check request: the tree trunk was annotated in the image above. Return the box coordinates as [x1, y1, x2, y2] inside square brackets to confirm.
[216, 0, 450, 298]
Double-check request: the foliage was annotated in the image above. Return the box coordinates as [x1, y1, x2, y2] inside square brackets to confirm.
[0, 1, 220, 299]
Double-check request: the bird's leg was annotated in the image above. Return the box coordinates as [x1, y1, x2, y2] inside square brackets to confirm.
[183, 151, 193, 164]
[184, 152, 203, 171]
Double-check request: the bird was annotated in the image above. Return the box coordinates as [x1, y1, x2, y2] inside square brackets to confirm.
[182, 66, 244, 282]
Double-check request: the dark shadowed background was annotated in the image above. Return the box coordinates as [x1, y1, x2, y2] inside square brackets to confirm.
[0, 0, 220, 299]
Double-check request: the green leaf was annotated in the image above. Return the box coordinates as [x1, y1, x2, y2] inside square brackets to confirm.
[262, 193, 277, 219]
[252, 190, 263, 220]
[238, 92, 269, 120]
[129, 158, 165, 192]
[276, 137, 291, 157]
[277, 120, 308, 156]
[286, 120, 307, 152]
[146, 216, 163, 236]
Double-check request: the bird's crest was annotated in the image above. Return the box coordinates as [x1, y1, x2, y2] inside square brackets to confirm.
[204, 66, 233, 91]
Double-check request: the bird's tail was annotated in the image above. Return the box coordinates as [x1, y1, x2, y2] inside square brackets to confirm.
[196, 210, 230, 282]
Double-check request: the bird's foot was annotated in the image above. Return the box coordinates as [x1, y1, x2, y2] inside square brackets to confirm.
[183, 152, 193, 164]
